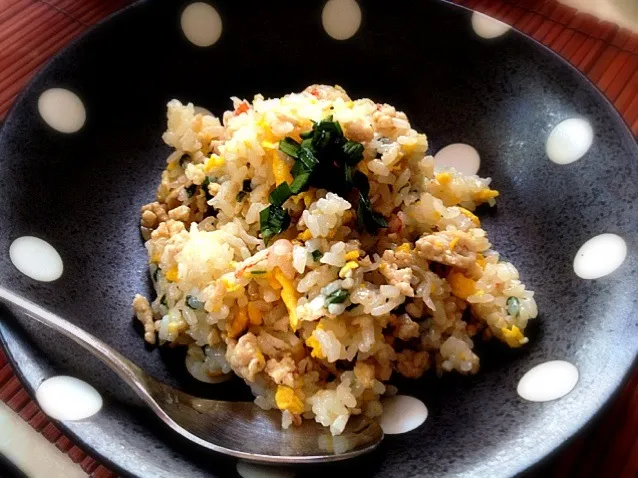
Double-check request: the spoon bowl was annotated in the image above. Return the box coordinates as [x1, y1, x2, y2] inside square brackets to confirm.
[0, 285, 383, 463]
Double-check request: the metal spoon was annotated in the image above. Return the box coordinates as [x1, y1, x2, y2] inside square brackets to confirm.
[0, 285, 383, 463]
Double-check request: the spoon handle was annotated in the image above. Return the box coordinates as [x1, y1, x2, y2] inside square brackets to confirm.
[0, 285, 149, 395]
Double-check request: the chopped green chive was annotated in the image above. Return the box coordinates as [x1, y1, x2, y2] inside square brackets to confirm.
[269, 182, 293, 206]
[279, 137, 301, 158]
[325, 289, 349, 305]
[260, 116, 387, 241]
[507, 296, 520, 317]
[260, 204, 290, 245]
[311, 250, 323, 261]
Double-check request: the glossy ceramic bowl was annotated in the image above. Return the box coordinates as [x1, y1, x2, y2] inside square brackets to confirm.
[0, 1, 636, 477]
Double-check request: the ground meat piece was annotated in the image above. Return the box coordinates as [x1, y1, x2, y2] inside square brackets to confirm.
[395, 350, 429, 378]
[354, 362, 376, 389]
[133, 294, 156, 344]
[164, 187, 182, 211]
[265, 355, 296, 388]
[168, 204, 191, 222]
[415, 230, 480, 273]
[379, 262, 414, 297]
[140, 202, 168, 229]
[344, 118, 374, 143]
[141, 210, 157, 229]
[207, 328, 221, 346]
[372, 104, 409, 137]
[389, 314, 420, 340]
[382, 249, 414, 268]
[150, 219, 186, 241]
[372, 343, 396, 382]
[226, 333, 266, 382]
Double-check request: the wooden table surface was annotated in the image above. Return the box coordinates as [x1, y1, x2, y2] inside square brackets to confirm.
[0, 1, 636, 477]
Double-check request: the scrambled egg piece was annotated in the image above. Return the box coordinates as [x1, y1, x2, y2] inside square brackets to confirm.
[339, 261, 359, 279]
[396, 243, 412, 253]
[473, 189, 499, 203]
[435, 172, 453, 185]
[305, 334, 326, 359]
[247, 301, 263, 325]
[501, 325, 527, 348]
[274, 268, 299, 330]
[447, 271, 476, 300]
[275, 385, 305, 415]
[220, 275, 241, 292]
[292, 190, 315, 208]
[204, 154, 225, 172]
[271, 150, 293, 185]
[165, 266, 179, 282]
[344, 250, 360, 261]
[459, 207, 481, 226]
[297, 229, 313, 241]
[227, 307, 249, 338]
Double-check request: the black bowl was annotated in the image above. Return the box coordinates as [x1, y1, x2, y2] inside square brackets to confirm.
[1, 1, 636, 477]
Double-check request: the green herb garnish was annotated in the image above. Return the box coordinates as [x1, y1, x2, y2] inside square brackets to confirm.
[325, 289, 349, 305]
[259, 117, 387, 243]
[311, 250, 323, 261]
[249, 270, 267, 275]
[342, 140, 364, 166]
[260, 204, 290, 245]
[357, 192, 388, 231]
[279, 137, 301, 158]
[269, 182, 293, 206]
[289, 172, 310, 194]
[186, 295, 204, 309]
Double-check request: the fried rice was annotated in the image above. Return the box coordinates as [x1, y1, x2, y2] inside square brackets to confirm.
[133, 85, 537, 435]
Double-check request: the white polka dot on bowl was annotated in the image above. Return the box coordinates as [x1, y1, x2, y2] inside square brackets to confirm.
[181, 2, 223, 47]
[434, 143, 481, 176]
[471, 11, 510, 39]
[546, 118, 593, 165]
[36, 376, 103, 421]
[38, 88, 86, 133]
[517, 361, 579, 402]
[9, 236, 63, 282]
[378, 395, 428, 434]
[573, 233, 627, 280]
[322, 0, 362, 40]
